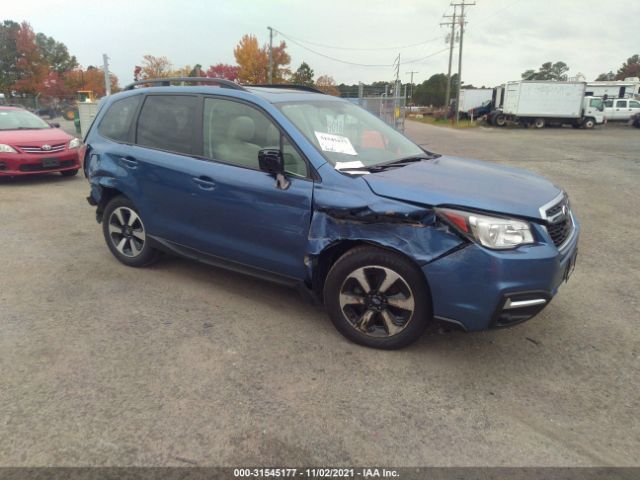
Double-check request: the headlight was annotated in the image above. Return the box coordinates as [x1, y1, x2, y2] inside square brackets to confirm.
[437, 208, 535, 250]
[0, 144, 17, 153]
[68, 138, 81, 149]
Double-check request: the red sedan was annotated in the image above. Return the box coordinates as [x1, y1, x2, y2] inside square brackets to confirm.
[0, 106, 82, 177]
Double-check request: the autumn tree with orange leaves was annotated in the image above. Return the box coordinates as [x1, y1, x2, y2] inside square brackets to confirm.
[12, 22, 48, 95]
[315, 75, 340, 96]
[233, 34, 290, 84]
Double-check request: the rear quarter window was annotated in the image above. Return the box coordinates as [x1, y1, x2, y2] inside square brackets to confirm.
[97, 95, 142, 142]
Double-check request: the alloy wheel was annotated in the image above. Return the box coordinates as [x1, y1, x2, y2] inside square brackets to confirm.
[107, 207, 146, 258]
[339, 265, 415, 337]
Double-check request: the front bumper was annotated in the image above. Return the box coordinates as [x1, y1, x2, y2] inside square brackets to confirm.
[0, 150, 80, 176]
[423, 219, 580, 332]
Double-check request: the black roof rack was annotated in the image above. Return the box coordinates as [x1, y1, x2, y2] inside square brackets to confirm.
[246, 84, 325, 94]
[123, 77, 246, 91]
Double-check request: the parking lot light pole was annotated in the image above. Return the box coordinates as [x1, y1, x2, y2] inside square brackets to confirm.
[103, 54, 111, 96]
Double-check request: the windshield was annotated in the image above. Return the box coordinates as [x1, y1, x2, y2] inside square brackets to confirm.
[277, 100, 425, 168]
[0, 109, 51, 130]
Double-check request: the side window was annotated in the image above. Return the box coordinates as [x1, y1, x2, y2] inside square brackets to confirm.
[203, 97, 308, 177]
[98, 95, 141, 142]
[629, 101, 640, 108]
[137, 95, 197, 155]
[604, 100, 613, 108]
[615, 100, 627, 108]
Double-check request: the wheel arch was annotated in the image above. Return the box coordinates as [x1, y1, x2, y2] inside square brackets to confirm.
[310, 239, 433, 306]
[94, 185, 128, 223]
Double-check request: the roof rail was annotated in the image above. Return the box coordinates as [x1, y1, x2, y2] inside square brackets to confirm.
[123, 77, 246, 91]
[246, 84, 325, 94]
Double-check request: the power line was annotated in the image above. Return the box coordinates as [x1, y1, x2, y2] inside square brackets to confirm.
[279, 32, 449, 68]
[273, 29, 444, 52]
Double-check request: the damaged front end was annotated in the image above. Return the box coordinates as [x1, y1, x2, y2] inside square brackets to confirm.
[306, 181, 466, 297]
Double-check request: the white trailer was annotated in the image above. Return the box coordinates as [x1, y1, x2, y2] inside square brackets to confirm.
[585, 77, 640, 99]
[491, 81, 605, 129]
[458, 88, 493, 114]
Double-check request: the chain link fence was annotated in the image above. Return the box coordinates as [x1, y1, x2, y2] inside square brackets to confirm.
[342, 83, 407, 132]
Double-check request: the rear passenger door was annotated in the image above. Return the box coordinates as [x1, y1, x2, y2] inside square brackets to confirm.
[613, 99, 628, 120]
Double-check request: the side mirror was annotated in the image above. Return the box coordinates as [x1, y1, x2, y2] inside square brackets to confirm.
[258, 148, 290, 190]
[258, 148, 284, 174]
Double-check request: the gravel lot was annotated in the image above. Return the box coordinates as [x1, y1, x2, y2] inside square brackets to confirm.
[0, 120, 638, 467]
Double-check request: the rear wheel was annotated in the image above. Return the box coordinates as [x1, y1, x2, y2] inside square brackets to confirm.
[533, 118, 545, 129]
[324, 246, 431, 349]
[102, 196, 160, 267]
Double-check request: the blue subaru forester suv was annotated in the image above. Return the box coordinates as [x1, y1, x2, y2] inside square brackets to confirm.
[84, 78, 579, 349]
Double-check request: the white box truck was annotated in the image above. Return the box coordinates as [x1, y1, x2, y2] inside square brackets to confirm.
[458, 88, 493, 117]
[490, 81, 605, 129]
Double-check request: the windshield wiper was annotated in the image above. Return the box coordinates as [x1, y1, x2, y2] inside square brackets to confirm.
[343, 154, 438, 173]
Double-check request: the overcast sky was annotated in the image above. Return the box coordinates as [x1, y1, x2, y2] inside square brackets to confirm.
[7, 0, 640, 88]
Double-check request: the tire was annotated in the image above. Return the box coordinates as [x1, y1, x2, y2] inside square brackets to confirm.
[583, 117, 595, 129]
[533, 118, 545, 129]
[60, 169, 78, 177]
[324, 246, 431, 349]
[494, 114, 506, 127]
[102, 196, 160, 268]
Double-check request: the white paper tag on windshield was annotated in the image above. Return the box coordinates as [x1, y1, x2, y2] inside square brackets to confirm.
[335, 160, 366, 170]
[315, 131, 358, 156]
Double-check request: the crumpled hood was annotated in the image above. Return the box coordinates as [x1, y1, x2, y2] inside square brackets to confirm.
[363, 156, 562, 219]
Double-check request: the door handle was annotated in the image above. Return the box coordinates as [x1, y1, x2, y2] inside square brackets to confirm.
[119, 156, 138, 168]
[192, 176, 216, 190]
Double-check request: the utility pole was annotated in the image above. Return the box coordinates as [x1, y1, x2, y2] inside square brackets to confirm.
[451, 1, 475, 124]
[393, 54, 402, 129]
[102, 54, 111, 96]
[440, 6, 457, 113]
[267, 26, 274, 84]
[406, 70, 419, 104]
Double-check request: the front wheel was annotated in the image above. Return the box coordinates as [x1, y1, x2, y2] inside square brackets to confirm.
[102, 196, 160, 267]
[533, 118, 545, 129]
[324, 246, 431, 349]
[583, 117, 595, 129]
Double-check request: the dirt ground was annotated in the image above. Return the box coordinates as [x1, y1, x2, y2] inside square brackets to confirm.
[0, 120, 638, 466]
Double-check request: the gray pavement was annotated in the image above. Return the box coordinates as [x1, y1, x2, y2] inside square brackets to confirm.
[0, 121, 638, 466]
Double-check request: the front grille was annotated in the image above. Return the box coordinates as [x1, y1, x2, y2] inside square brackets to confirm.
[544, 197, 574, 248]
[19, 160, 75, 172]
[18, 143, 66, 154]
[547, 216, 573, 247]
[545, 202, 564, 219]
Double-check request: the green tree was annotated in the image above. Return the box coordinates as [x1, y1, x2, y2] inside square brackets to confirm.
[291, 62, 314, 87]
[595, 71, 615, 81]
[615, 54, 640, 80]
[35, 33, 78, 74]
[521, 61, 569, 81]
[0, 20, 20, 96]
[413, 73, 458, 107]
